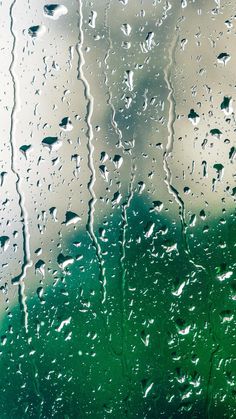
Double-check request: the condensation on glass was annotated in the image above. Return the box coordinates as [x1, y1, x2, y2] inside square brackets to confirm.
[0, 0, 235, 417]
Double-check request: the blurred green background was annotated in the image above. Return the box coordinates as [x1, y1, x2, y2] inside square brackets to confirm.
[0, 0, 235, 417]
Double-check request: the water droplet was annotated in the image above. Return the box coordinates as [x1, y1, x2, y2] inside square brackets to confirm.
[28, 25, 46, 38]
[19, 144, 31, 159]
[42, 136, 62, 152]
[63, 211, 81, 226]
[121, 23, 132, 36]
[43, 4, 68, 20]
[217, 52, 231, 65]
[88, 10, 97, 28]
[59, 117, 73, 132]
[0, 236, 10, 251]
[188, 109, 200, 125]
[57, 254, 74, 269]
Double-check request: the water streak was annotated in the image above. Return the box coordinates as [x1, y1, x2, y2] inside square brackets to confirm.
[205, 273, 220, 418]
[163, 34, 206, 275]
[76, 0, 107, 303]
[104, 0, 123, 149]
[163, 33, 189, 252]
[163, 35, 206, 272]
[119, 163, 135, 377]
[10, 0, 31, 333]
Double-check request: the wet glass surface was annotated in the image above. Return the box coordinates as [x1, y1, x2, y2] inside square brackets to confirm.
[0, 0, 235, 417]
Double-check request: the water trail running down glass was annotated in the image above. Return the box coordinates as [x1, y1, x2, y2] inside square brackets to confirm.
[76, 0, 107, 304]
[9, 0, 32, 333]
